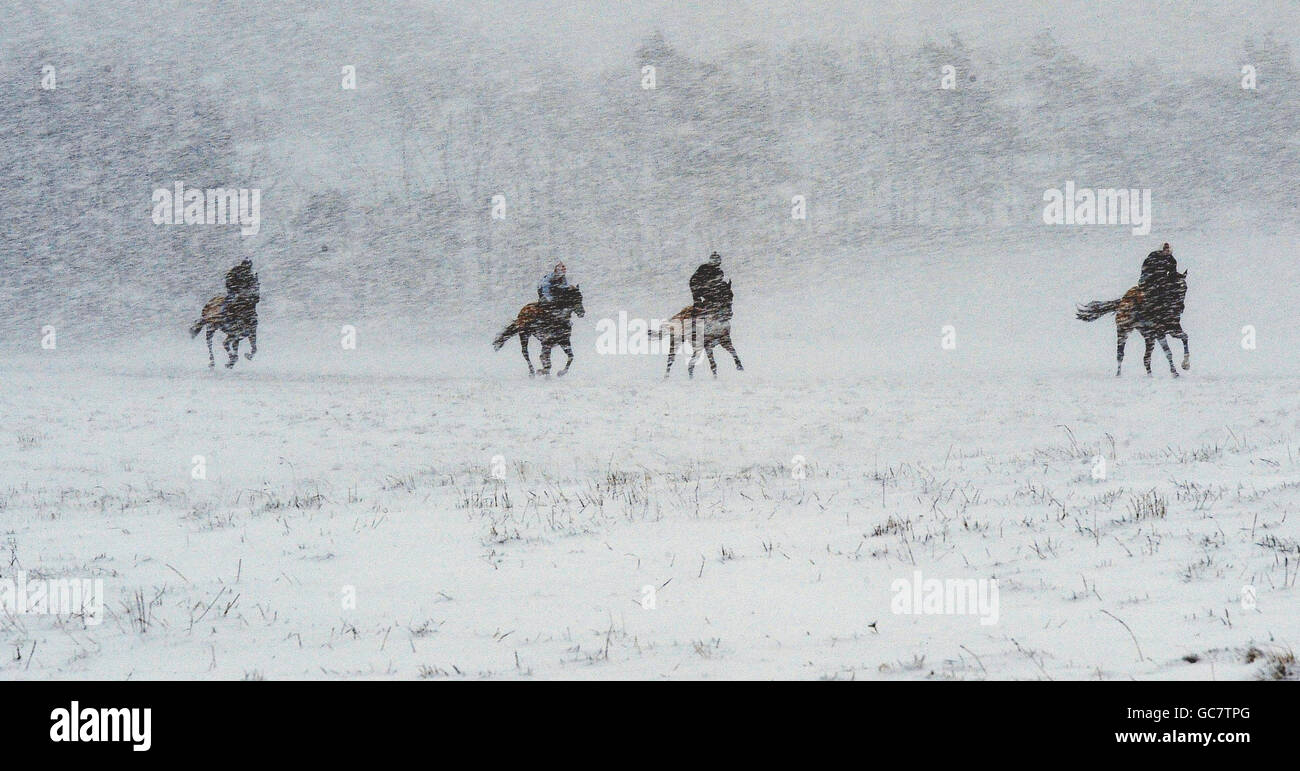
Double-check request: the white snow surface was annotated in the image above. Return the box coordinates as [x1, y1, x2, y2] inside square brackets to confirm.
[3, 235, 1298, 681]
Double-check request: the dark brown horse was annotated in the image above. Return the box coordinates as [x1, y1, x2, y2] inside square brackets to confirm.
[492, 284, 585, 376]
[189, 275, 259, 368]
[1077, 270, 1188, 377]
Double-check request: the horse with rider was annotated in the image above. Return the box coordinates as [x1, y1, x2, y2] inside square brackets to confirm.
[191, 258, 261, 368]
[1077, 242, 1189, 377]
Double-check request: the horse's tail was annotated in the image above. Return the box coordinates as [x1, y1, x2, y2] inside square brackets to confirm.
[656, 315, 686, 344]
[1076, 299, 1121, 322]
[493, 320, 521, 350]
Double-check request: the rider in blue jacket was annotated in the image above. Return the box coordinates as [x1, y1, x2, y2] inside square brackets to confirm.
[538, 262, 569, 305]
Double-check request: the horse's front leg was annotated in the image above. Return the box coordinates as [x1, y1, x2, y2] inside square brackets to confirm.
[1158, 336, 1178, 377]
[557, 340, 574, 377]
[1115, 324, 1128, 377]
[519, 334, 535, 377]
[705, 343, 718, 378]
[226, 335, 239, 368]
[1174, 329, 1189, 370]
[1143, 335, 1154, 375]
[245, 328, 257, 360]
[719, 332, 742, 371]
[539, 344, 553, 376]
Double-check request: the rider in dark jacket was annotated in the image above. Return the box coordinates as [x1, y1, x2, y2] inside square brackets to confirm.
[222, 259, 257, 316]
[1139, 243, 1181, 318]
[1140, 243, 1176, 291]
[226, 259, 256, 296]
[690, 252, 727, 311]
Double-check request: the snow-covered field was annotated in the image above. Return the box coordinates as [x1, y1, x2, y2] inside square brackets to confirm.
[5, 0, 1298, 683]
[4, 318, 1298, 679]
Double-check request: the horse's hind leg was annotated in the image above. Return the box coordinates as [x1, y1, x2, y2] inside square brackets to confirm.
[1158, 336, 1178, 377]
[664, 333, 676, 379]
[205, 327, 216, 368]
[719, 332, 743, 371]
[519, 334, 535, 377]
[705, 343, 718, 378]
[557, 341, 574, 377]
[1143, 336, 1154, 375]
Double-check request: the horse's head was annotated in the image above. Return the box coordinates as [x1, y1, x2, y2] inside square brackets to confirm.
[1154, 269, 1188, 320]
[715, 279, 734, 317]
[249, 273, 261, 305]
[558, 284, 584, 318]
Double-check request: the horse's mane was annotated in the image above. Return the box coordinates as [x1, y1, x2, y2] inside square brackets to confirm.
[553, 283, 582, 306]
[708, 280, 734, 315]
[225, 275, 261, 327]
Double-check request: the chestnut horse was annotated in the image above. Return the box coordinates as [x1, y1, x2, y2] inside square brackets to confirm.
[189, 276, 259, 368]
[656, 280, 742, 379]
[1077, 270, 1188, 377]
[492, 284, 585, 376]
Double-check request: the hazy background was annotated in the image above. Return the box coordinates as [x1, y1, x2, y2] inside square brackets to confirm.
[1, 0, 1296, 377]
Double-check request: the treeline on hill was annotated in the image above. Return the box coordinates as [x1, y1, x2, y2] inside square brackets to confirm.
[0, 6, 1295, 332]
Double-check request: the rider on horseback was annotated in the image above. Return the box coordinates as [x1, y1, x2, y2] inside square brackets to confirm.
[538, 261, 569, 307]
[690, 252, 727, 313]
[1140, 243, 1176, 290]
[1139, 243, 1179, 317]
[223, 258, 257, 316]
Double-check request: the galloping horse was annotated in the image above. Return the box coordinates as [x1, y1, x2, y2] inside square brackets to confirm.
[1077, 270, 1188, 377]
[492, 284, 585, 376]
[657, 280, 742, 379]
[189, 275, 260, 368]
